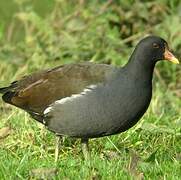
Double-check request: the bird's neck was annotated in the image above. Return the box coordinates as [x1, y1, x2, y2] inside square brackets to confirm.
[125, 52, 156, 84]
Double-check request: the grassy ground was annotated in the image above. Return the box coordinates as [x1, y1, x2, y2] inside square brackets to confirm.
[0, 0, 181, 179]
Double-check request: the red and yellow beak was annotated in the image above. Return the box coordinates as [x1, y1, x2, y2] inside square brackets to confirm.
[164, 48, 179, 64]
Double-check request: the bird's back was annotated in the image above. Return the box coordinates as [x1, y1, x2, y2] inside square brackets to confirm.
[0, 62, 118, 123]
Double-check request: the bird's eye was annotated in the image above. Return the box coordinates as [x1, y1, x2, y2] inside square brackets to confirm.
[153, 43, 159, 48]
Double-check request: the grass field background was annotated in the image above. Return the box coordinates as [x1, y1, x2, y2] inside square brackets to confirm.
[0, 0, 180, 179]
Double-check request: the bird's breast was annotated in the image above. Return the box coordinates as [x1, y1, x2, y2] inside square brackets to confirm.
[99, 81, 152, 135]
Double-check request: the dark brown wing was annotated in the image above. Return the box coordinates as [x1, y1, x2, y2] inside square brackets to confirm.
[1, 62, 117, 122]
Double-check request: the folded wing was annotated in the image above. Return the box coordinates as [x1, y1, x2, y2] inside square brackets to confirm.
[0, 62, 117, 123]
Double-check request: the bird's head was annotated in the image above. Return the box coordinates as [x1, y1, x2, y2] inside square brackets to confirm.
[134, 36, 179, 65]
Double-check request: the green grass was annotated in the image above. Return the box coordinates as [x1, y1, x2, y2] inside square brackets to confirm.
[0, 0, 181, 179]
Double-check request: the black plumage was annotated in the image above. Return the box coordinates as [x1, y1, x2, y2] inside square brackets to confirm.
[0, 36, 179, 160]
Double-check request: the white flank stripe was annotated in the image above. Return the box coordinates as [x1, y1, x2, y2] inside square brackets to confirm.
[44, 106, 53, 115]
[43, 84, 97, 115]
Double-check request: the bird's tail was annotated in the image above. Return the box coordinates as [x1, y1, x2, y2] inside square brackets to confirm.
[0, 86, 10, 94]
[0, 84, 17, 103]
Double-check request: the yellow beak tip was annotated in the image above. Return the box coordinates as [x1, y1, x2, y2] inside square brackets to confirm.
[170, 58, 179, 64]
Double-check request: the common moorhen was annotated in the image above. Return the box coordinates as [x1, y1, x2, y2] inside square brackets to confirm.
[0, 36, 179, 161]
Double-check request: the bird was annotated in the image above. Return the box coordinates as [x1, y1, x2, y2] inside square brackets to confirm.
[0, 36, 179, 161]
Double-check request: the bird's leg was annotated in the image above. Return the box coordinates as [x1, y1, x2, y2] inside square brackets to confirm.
[55, 135, 61, 163]
[81, 138, 89, 160]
